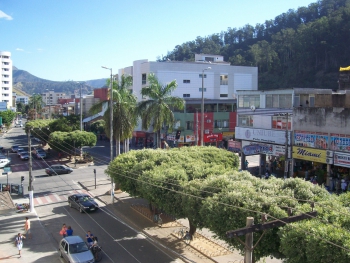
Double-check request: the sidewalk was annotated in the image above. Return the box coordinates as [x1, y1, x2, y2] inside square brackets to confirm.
[79, 178, 283, 263]
[0, 195, 61, 263]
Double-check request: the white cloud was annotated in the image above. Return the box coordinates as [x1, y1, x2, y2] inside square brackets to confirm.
[37, 48, 44, 52]
[0, 10, 13, 20]
[16, 48, 24, 51]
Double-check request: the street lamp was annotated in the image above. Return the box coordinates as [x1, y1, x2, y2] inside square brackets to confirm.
[200, 67, 211, 146]
[80, 84, 83, 131]
[101, 66, 114, 203]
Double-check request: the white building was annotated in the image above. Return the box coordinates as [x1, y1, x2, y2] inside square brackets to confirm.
[16, 95, 29, 105]
[41, 90, 69, 105]
[0, 51, 12, 108]
[118, 54, 258, 102]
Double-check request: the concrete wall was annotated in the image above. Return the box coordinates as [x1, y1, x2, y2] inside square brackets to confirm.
[293, 107, 350, 134]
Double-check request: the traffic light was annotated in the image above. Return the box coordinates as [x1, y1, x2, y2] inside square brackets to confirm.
[21, 176, 24, 182]
[175, 130, 181, 140]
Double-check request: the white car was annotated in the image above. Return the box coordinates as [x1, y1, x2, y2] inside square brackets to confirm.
[0, 158, 10, 168]
[58, 236, 94, 263]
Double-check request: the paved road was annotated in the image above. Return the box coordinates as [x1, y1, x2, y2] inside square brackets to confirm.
[0, 126, 183, 263]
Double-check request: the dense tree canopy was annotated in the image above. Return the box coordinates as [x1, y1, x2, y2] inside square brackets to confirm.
[160, 0, 350, 90]
[106, 147, 350, 262]
[0, 110, 16, 128]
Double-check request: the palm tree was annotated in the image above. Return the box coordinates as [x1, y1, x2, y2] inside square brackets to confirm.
[89, 74, 137, 157]
[29, 94, 43, 120]
[137, 73, 185, 148]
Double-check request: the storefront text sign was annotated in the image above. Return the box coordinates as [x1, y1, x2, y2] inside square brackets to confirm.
[294, 131, 328, 149]
[185, 135, 196, 142]
[334, 152, 350, 168]
[292, 146, 327, 163]
[235, 127, 290, 145]
[330, 134, 350, 152]
[203, 133, 223, 143]
[242, 141, 288, 156]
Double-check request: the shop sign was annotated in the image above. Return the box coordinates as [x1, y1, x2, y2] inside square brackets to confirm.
[185, 135, 196, 142]
[242, 141, 288, 156]
[228, 140, 241, 152]
[203, 133, 223, 142]
[292, 146, 327, 163]
[235, 127, 290, 145]
[294, 131, 328, 149]
[334, 152, 350, 168]
[222, 131, 235, 137]
[167, 134, 184, 142]
[330, 133, 350, 152]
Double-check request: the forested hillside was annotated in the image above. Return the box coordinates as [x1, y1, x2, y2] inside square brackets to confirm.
[161, 0, 350, 90]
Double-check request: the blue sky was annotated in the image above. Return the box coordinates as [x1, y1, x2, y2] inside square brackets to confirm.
[1, 0, 314, 82]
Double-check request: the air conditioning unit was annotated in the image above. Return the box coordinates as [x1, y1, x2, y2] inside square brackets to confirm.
[204, 129, 210, 134]
[326, 150, 334, 157]
[326, 158, 333, 164]
[206, 119, 211, 123]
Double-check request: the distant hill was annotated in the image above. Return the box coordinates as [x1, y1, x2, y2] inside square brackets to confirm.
[12, 67, 107, 96]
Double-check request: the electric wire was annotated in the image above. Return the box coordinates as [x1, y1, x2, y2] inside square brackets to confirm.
[23, 125, 350, 252]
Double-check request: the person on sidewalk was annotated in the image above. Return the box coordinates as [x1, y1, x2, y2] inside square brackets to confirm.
[24, 217, 31, 239]
[60, 224, 67, 238]
[86, 231, 94, 246]
[15, 233, 25, 258]
[66, 226, 73, 236]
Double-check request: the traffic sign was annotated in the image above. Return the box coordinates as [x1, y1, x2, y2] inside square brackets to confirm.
[3, 167, 11, 173]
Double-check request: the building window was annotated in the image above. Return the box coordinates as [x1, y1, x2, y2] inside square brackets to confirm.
[238, 95, 260, 108]
[266, 94, 292, 108]
[214, 119, 229, 128]
[220, 94, 228, 97]
[199, 88, 207, 92]
[183, 80, 190, 84]
[142, 74, 147, 85]
[220, 75, 228, 85]
[186, 121, 193, 130]
[183, 94, 190, 98]
[199, 74, 207, 78]
[238, 115, 253, 127]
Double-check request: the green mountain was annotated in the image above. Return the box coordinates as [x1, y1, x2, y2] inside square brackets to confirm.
[12, 67, 107, 96]
[161, 0, 349, 90]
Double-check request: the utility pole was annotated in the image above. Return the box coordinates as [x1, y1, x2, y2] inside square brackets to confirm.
[28, 130, 34, 212]
[284, 113, 289, 179]
[245, 217, 254, 263]
[226, 208, 317, 261]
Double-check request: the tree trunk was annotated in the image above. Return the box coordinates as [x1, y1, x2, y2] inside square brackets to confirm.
[116, 134, 120, 157]
[188, 219, 197, 240]
[157, 130, 161, 148]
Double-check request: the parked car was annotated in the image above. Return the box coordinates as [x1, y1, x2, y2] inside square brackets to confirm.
[0, 158, 10, 168]
[45, 165, 73, 175]
[32, 148, 47, 159]
[58, 236, 94, 263]
[15, 123, 23, 127]
[11, 146, 20, 153]
[17, 148, 26, 157]
[68, 194, 99, 213]
[19, 152, 29, 160]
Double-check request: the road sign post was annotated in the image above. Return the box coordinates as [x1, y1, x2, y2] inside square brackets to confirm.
[94, 169, 96, 189]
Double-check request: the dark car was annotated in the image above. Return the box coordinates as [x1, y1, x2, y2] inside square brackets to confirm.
[45, 165, 73, 175]
[68, 194, 99, 213]
[11, 145, 20, 153]
[19, 152, 29, 160]
[17, 148, 26, 156]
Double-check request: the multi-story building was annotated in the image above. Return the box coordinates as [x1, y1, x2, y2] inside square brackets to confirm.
[15, 96, 29, 105]
[119, 54, 258, 147]
[235, 89, 293, 176]
[0, 51, 12, 108]
[235, 84, 350, 190]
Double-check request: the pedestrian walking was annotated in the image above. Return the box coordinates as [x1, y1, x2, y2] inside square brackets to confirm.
[15, 233, 25, 258]
[86, 231, 94, 246]
[66, 226, 73, 236]
[24, 217, 31, 239]
[244, 160, 249, 170]
[60, 224, 67, 237]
